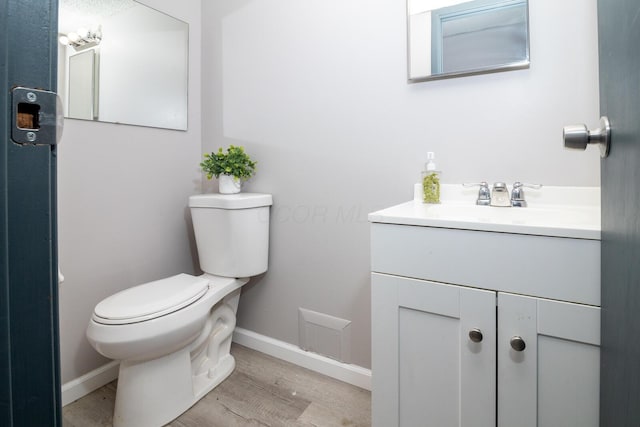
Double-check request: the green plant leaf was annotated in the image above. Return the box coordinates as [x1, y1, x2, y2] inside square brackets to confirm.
[200, 145, 257, 180]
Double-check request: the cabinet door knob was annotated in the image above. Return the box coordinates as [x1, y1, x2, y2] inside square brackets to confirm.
[510, 336, 526, 352]
[469, 328, 483, 343]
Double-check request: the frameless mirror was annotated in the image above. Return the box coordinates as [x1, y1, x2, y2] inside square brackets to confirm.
[407, 0, 529, 82]
[58, 0, 188, 130]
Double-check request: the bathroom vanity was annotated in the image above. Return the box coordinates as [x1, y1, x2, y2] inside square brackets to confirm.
[369, 186, 601, 427]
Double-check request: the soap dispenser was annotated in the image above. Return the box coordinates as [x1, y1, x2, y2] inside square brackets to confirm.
[422, 152, 441, 204]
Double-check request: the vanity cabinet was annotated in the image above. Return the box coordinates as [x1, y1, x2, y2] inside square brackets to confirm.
[370, 219, 601, 427]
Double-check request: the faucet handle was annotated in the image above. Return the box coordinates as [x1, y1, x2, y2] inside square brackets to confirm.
[513, 182, 542, 190]
[462, 182, 491, 206]
[511, 182, 542, 207]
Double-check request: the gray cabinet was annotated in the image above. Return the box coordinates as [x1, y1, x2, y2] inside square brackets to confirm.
[372, 274, 496, 427]
[371, 222, 600, 427]
[498, 293, 599, 427]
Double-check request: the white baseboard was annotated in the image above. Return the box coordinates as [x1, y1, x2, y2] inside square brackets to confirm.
[61, 360, 119, 407]
[232, 327, 371, 391]
[61, 328, 371, 407]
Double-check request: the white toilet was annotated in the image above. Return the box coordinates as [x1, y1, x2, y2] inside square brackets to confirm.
[86, 193, 272, 427]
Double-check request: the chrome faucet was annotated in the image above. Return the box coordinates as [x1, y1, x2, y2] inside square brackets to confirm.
[490, 182, 511, 207]
[511, 182, 542, 207]
[462, 182, 491, 206]
[464, 181, 543, 207]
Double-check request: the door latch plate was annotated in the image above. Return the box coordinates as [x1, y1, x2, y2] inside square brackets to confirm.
[11, 87, 63, 145]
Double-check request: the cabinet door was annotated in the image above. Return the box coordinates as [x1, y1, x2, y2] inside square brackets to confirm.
[372, 273, 496, 427]
[498, 293, 600, 427]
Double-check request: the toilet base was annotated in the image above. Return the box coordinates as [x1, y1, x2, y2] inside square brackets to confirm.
[112, 289, 241, 427]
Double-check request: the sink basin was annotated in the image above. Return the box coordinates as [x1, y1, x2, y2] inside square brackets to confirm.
[368, 185, 600, 239]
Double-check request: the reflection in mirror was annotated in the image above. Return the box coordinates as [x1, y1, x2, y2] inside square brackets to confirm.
[58, 0, 189, 130]
[407, 0, 529, 83]
[68, 49, 98, 120]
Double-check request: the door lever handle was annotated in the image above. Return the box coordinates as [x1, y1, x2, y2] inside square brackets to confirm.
[563, 116, 611, 158]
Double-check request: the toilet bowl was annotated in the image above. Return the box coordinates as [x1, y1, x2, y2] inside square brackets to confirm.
[86, 193, 272, 427]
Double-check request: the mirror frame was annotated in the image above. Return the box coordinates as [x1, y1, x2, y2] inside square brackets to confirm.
[407, 0, 530, 83]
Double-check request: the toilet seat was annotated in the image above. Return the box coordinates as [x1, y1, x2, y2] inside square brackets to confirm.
[93, 274, 209, 325]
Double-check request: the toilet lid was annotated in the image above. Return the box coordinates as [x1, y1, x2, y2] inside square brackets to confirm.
[188, 193, 273, 209]
[93, 274, 209, 325]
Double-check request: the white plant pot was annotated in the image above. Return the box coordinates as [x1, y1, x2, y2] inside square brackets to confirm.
[218, 175, 241, 194]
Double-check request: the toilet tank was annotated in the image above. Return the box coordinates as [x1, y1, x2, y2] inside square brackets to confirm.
[188, 193, 272, 278]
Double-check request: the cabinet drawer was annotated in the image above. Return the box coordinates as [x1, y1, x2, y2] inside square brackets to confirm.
[371, 223, 600, 306]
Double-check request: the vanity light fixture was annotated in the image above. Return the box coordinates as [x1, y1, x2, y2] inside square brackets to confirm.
[59, 25, 102, 51]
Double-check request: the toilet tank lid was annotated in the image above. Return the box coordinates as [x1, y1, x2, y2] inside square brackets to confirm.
[93, 274, 209, 323]
[189, 193, 273, 209]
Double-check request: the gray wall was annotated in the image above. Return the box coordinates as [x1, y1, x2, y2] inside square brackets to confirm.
[201, 0, 600, 369]
[58, 0, 202, 383]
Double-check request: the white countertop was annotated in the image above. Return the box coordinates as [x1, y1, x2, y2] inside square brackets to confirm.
[368, 185, 601, 240]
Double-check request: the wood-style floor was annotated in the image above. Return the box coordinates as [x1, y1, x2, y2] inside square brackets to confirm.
[63, 343, 371, 427]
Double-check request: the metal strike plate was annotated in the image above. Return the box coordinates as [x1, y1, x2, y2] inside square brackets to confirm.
[11, 87, 63, 145]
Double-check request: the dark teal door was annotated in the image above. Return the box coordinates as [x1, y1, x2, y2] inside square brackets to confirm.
[0, 0, 61, 425]
[599, 0, 640, 425]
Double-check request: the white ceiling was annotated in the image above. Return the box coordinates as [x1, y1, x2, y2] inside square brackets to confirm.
[59, 0, 136, 33]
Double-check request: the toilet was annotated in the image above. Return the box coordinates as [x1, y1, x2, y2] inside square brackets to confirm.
[86, 193, 272, 427]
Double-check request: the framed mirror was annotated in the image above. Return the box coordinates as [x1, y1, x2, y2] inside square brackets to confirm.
[407, 0, 529, 83]
[58, 0, 189, 130]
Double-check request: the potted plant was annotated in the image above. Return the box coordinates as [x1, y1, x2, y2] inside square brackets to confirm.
[200, 145, 257, 194]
